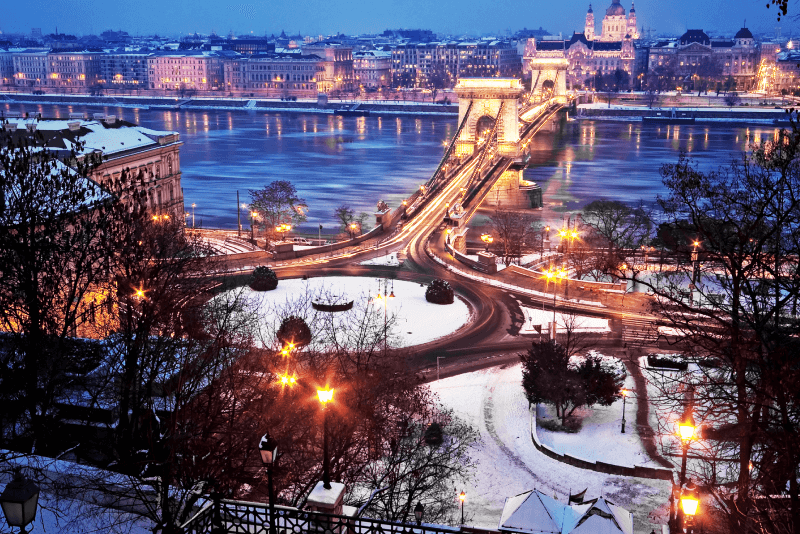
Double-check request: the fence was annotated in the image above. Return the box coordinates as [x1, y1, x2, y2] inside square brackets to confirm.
[182, 499, 467, 534]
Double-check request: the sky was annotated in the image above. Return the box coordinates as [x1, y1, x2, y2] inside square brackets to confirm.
[1, 0, 795, 39]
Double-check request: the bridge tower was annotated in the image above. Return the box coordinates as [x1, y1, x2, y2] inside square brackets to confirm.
[454, 78, 523, 159]
[522, 39, 569, 100]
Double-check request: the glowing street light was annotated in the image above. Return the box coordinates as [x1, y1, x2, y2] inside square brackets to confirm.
[459, 491, 466, 525]
[480, 233, 493, 252]
[191, 202, 196, 228]
[621, 388, 630, 433]
[672, 408, 696, 531]
[317, 386, 335, 489]
[680, 480, 700, 523]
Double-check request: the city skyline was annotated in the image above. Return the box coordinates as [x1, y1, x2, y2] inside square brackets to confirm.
[2, 0, 794, 40]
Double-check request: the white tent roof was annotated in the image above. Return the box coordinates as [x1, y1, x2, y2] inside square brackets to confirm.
[498, 491, 633, 534]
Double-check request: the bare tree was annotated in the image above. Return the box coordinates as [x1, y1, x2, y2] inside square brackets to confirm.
[489, 209, 540, 266]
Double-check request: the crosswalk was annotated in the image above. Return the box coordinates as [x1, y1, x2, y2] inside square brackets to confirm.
[621, 316, 660, 346]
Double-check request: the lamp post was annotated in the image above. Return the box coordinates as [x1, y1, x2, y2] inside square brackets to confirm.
[680, 480, 700, 533]
[459, 491, 466, 525]
[317, 386, 335, 489]
[621, 388, 630, 433]
[0, 471, 39, 534]
[414, 502, 424, 526]
[544, 268, 566, 339]
[191, 202, 196, 228]
[543, 226, 550, 257]
[259, 433, 279, 534]
[250, 211, 258, 244]
[671, 409, 696, 531]
[480, 233, 493, 252]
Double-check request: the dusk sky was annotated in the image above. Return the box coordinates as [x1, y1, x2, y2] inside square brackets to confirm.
[2, 0, 795, 39]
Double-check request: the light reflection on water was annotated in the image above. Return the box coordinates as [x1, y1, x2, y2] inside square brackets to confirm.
[2, 103, 780, 231]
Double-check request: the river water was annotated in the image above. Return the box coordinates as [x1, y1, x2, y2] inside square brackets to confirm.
[3, 102, 782, 232]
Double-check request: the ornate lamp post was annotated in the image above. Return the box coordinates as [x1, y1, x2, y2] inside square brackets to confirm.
[317, 386, 335, 489]
[670, 409, 696, 531]
[621, 388, 630, 433]
[459, 491, 466, 525]
[1, 471, 39, 534]
[680, 481, 700, 533]
[414, 502, 424, 526]
[259, 433, 279, 534]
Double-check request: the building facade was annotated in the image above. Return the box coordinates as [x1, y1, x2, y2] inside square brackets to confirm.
[391, 40, 519, 88]
[12, 49, 49, 87]
[523, 1, 638, 90]
[99, 50, 151, 89]
[646, 28, 760, 90]
[302, 44, 355, 94]
[148, 51, 225, 92]
[223, 52, 323, 96]
[47, 51, 101, 89]
[353, 50, 391, 89]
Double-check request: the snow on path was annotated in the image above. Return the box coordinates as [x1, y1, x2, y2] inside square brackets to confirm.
[431, 364, 671, 534]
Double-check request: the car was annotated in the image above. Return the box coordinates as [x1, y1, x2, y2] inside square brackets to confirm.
[290, 237, 312, 245]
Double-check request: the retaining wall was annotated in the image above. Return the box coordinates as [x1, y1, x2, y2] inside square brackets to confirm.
[529, 409, 674, 481]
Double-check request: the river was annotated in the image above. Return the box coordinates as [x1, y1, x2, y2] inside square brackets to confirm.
[3, 102, 782, 233]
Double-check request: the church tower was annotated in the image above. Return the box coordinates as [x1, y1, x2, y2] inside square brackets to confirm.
[626, 1, 639, 39]
[585, 4, 595, 40]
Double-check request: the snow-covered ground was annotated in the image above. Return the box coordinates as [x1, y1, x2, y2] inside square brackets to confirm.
[519, 307, 611, 334]
[430, 364, 671, 534]
[228, 276, 471, 348]
[536, 370, 659, 468]
[359, 252, 402, 267]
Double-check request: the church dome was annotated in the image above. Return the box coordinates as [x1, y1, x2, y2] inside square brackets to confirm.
[606, 0, 626, 16]
[587, 3, 593, 13]
[734, 27, 753, 39]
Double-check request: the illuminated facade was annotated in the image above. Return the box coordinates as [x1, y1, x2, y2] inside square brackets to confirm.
[47, 51, 101, 89]
[523, 0, 637, 90]
[223, 52, 324, 96]
[353, 50, 391, 89]
[99, 51, 151, 88]
[301, 44, 355, 93]
[646, 28, 760, 90]
[12, 49, 49, 87]
[391, 41, 519, 88]
[148, 51, 225, 91]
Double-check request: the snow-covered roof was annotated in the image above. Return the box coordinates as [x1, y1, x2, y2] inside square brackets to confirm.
[2, 118, 178, 157]
[498, 491, 633, 534]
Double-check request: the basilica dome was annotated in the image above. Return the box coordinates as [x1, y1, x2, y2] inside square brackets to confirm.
[606, 0, 626, 16]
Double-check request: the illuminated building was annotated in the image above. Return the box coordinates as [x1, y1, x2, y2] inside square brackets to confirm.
[523, 1, 638, 90]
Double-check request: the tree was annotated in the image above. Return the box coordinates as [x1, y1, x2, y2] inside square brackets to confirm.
[637, 130, 800, 532]
[579, 199, 651, 276]
[724, 91, 741, 107]
[425, 279, 454, 304]
[0, 135, 121, 449]
[489, 209, 540, 266]
[249, 180, 308, 249]
[250, 265, 278, 291]
[520, 341, 623, 426]
[354, 407, 477, 525]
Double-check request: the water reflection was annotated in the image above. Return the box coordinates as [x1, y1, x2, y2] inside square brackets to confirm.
[2, 103, 783, 231]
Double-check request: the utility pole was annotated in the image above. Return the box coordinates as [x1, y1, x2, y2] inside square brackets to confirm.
[237, 190, 241, 237]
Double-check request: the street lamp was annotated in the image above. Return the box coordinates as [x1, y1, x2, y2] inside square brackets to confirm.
[621, 388, 630, 433]
[672, 409, 696, 531]
[250, 211, 258, 244]
[349, 222, 358, 239]
[276, 223, 292, 241]
[0, 471, 39, 534]
[414, 502, 424, 525]
[680, 480, 700, 532]
[259, 433, 279, 534]
[543, 268, 567, 338]
[191, 202, 196, 228]
[317, 386, 335, 490]
[459, 491, 466, 525]
[480, 233, 493, 252]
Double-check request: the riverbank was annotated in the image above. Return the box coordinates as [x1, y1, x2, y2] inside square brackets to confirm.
[576, 99, 793, 125]
[0, 91, 458, 117]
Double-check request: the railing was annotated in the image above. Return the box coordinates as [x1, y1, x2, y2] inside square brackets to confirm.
[182, 499, 467, 534]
